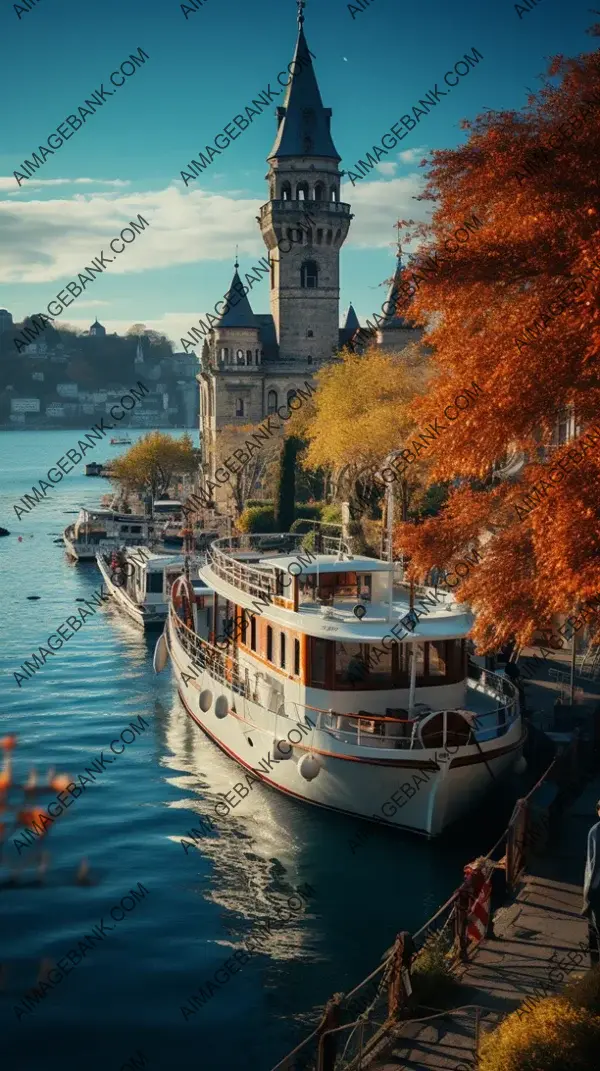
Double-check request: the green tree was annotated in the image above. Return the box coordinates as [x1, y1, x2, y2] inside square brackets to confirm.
[110, 432, 196, 500]
[275, 437, 300, 531]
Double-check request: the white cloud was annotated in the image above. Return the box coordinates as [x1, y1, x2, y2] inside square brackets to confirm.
[375, 162, 397, 176]
[340, 173, 429, 249]
[0, 173, 429, 282]
[0, 177, 130, 192]
[396, 147, 428, 164]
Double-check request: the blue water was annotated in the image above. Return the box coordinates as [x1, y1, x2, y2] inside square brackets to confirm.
[0, 430, 518, 1071]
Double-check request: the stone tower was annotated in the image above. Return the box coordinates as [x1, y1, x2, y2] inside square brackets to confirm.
[198, 1, 353, 500]
[258, 1, 351, 364]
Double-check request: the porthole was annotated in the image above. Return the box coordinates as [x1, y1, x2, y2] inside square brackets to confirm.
[199, 689, 213, 712]
[215, 695, 228, 719]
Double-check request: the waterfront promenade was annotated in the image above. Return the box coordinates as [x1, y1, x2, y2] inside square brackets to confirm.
[365, 645, 600, 1070]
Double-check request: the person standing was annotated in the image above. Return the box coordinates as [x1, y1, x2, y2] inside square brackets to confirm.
[583, 800, 600, 964]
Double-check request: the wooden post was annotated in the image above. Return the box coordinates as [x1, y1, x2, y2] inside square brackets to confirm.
[317, 995, 342, 1071]
[388, 931, 415, 1019]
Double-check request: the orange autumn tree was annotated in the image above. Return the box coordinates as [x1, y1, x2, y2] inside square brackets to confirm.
[392, 23, 600, 651]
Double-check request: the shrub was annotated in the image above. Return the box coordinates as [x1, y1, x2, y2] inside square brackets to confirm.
[411, 930, 458, 1008]
[245, 499, 273, 509]
[564, 966, 600, 1015]
[478, 996, 600, 1071]
[237, 506, 276, 533]
[321, 503, 342, 524]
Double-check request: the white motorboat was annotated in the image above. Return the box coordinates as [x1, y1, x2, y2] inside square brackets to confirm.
[155, 528, 525, 837]
[96, 545, 205, 630]
[63, 508, 152, 561]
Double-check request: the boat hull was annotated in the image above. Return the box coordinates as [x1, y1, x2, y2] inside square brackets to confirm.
[96, 554, 167, 630]
[166, 616, 525, 837]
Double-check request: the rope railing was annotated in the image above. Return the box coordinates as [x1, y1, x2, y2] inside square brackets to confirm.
[267, 735, 581, 1071]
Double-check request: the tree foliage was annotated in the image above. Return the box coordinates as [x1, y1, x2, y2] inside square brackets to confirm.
[110, 432, 196, 500]
[393, 27, 600, 649]
[275, 437, 300, 531]
[298, 344, 430, 520]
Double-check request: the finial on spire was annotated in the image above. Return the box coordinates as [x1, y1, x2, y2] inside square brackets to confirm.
[234, 244, 239, 270]
[395, 220, 404, 262]
[297, 0, 305, 27]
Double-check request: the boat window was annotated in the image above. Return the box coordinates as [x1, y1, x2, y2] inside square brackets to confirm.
[146, 572, 163, 593]
[130, 526, 142, 534]
[250, 616, 257, 651]
[241, 609, 248, 645]
[294, 638, 300, 676]
[121, 526, 129, 533]
[335, 642, 369, 686]
[428, 641, 447, 676]
[311, 638, 328, 687]
[280, 632, 286, 669]
[266, 626, 273, 662]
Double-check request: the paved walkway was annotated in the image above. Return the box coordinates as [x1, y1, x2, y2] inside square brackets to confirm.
[365, 644, 600, 1070]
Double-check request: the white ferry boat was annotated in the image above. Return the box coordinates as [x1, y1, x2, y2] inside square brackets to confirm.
[63, 508, 152, 561]
[155, 528, 524, 837]
[96, 546, 200, 629]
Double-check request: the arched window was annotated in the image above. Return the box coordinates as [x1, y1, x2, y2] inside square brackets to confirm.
[267, 390, 278, 414]
[326, 230, 333, 245]
[335, 228, 341, 244]
[287, 390, 297, 406]
[246, 349, 252, 364]
[297, 182, 309, 201]
[314, 183, 324, 201]
[236, 349, 244, 365]
[305, 227, 312, 245]
[307, 329, 313, 338]
[301, 260, 318, 288]
[307, 355, 313, 364]
[255, 349, 260, 362]
[331, 186, 338, 202]
[281, 182, 292, 201]
[287, 227, 294, 243]
[316, 229, 323, 244]
[235, 398, 244, 417]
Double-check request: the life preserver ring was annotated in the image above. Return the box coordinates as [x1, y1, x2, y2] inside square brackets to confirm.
[171, 574, 195, 630]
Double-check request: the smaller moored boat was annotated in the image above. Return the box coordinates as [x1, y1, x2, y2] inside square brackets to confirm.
[63, 509, 152, 561]
[110, 436, 132, 445]
[95, 546, 203, 629]
[85, 462, 104, 477]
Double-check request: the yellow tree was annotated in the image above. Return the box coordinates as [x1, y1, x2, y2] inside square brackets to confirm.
[110, 432, 197, 501]
[299, 344, 430, 519]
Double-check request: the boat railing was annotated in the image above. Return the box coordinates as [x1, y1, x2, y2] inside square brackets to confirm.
[208, 543, 279, 604]
[169, 609, 249, 697]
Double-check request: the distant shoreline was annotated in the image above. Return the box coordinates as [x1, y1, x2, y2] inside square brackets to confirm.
[0, 423, 196, 431]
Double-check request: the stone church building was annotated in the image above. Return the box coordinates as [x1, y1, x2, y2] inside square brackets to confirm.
[198, 2, 421, 499]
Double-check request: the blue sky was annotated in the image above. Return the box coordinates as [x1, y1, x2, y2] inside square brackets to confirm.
[0, 0, 594, 350]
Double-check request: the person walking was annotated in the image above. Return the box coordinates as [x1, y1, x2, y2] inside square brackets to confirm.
[582, 799, 600, 965]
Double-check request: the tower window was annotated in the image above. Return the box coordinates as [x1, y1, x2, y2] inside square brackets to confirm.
[267, 390, 278, 414]
[246, 349, 252, 364]
[326, 230, 333, 245]
[307, 329, 313, 338]
[235, 398, 244, 417]
[316, 229, 323, 244]
[314, 183, 324, 201]
[305, 228, 312, 245]
[281, 182, 291, 200]
[331, 187, 338, 202]
[335, 228, 341, 244]
[301, 260, 318, 289]
[307, 355, 313, 364]
[255, 349, 260, 362]
[297, 182, 309, 200]
[287, 390, 297, 406]
[236, 349, 244, 365]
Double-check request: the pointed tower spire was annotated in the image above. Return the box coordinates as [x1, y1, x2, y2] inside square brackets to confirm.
[215, 262, 258, 328]
[381, 233, 414, 330]
[269, 5, 340, 160]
